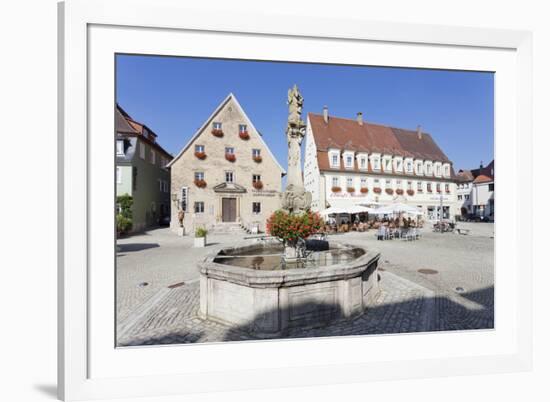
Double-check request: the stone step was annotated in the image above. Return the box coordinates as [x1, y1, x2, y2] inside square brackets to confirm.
[208, 223, 248, 234]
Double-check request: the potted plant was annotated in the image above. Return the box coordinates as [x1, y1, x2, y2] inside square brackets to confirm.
[194, 179, 207, 188]
[225, 153, 236, 162]
[347, 187, 355, 193]
[396, 188, 404, 195]
[331, 186, 342, 193]
[385, 188, 394, 195]
[253, 180, 264, 190]
[194, 151, 206, 160]
[211, 128, 224, 137]
[373, 187, 382, 194]
[194, 227, 208, 247]
[407, 189, 415, 196]
[239, 131, 250, 140]
[253, 155, 262, 163]
[360, 187, 369, 193]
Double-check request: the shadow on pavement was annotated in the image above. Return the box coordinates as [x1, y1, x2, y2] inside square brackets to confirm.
[117, 243, 160, 252]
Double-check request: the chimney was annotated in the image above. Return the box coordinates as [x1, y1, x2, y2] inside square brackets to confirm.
[416, 125, 422, 139]
[323, 105, 329, 124]
[480, 161, 484, 169]
[357, 112, 363, 126]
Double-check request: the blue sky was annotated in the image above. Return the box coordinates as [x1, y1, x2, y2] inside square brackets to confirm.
[116, 55, 494, 170]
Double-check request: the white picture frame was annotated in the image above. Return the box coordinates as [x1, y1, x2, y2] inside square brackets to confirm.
[58, 0, 533, 400]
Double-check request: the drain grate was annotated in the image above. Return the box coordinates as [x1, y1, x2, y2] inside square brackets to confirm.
[417, 269, 438, 275]
[455, 286, 466, 293]
[168, 282, 186, 289]
[138, 282, 149, 287]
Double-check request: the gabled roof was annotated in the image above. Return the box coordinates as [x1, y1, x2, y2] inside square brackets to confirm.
[166, 93, 285, 174]
[116, 104, 171, 158]
[457, 160, 494, 184]
[308, 113, 451, 163]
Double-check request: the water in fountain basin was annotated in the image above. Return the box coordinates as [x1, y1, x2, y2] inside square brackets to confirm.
[213, 245, 365, 271]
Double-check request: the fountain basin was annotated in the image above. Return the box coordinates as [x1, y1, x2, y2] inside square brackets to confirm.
[199, 241, 381, 336]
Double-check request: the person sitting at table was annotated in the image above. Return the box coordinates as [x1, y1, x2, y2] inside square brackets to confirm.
[377, 224, 386, 240]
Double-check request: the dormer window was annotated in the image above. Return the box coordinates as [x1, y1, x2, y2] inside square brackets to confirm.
[384, 158, 392, 172]
[344, 154, 354, 169]
[416, 161, 423, 175]
[371, 155, 381, 170]
[407, 161, 412, 172]
[329, 150, 340, 168]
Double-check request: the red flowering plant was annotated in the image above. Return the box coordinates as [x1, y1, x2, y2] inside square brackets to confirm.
[253, 155, 262, 163]
[253, 180, 263, 190]
[266, 210, 323, 247]
[239, 131, 250, 140]
[373, 187, 382, 194]
[385, 188, 394, 195]
[194, 151, 206, 160]
[331, 186, 342, 193]
[347, 187, 355, 193]
[225, 153, 236, 162]
[395, 189, 404, 195]
[211, 128, 224, 137]
[407, 189, 415, 196]
[194, 179, 207, 188]
[360, 187, 369, 193]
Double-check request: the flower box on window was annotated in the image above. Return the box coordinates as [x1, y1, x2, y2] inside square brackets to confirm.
[407, 189, 415, 196]
[211, 128, 224, 137]
[253, 180, 263, 190]
[445, 189, 451, 193]
[360, 187, 369, 193]
[253, 155, 262, 163]
[436, 189, 441, 193]
[385, 188, 394, 195]
[225, 153, 236, 162]
[347, 187, 355, 193]
[395, 189, 404, 195]
[194, 151, 207, 160]
[331, 186, 342, 193]
[239, 131, 250, 140]
[194, 179, 207, 188]
[373, 187, 382, 194]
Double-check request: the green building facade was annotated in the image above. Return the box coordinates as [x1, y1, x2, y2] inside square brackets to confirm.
[116, 105, 173, 232]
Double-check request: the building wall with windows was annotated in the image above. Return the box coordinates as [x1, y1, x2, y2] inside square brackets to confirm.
[455, 160, 494, 219]
[168, 94, 285, 233]
[116, 105, 172, 232]
[304, 111, 458, 221]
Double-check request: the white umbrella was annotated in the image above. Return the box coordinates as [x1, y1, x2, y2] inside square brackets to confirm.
[346, 205, 375, 214]
[320, 207, 348, 216]
[375, 203, 423, 215]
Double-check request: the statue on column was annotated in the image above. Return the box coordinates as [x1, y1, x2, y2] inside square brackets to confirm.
[281, 85, 311, 214]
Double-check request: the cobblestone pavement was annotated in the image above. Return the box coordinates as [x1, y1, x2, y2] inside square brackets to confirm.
[116, 223, 494, 346]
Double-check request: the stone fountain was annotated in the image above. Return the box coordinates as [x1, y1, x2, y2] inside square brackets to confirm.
[198, 86, 381, 336]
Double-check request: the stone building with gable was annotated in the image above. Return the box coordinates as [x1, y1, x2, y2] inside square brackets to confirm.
[168, 93, 285, 233]
[304, 107, 458, 221]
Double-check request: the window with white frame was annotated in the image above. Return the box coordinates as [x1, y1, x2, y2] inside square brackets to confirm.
[385, 179, 391, 187]
[344, 154, 354, 168]
[435, 165, 441, 176]
[116, 167, 122, 184]
[252, 202, 261, 214]
[150, 150, 156, 165]
[252, 148, 261, 157]
[225, 147, 234, 155]
[416, 161, 423, 174]
[139, 142, 146, 159]
[417, 181, 423, 191]
[346, 177, 353, 188]
[407, 181, 412, 190]
[194, 171, 204, 181]
[194, 201, 205, 213]
[372, 156, 380, 170]
[213, 122, 222, 130]
[384, 158, 392, 171]
[395, 159, 402, 171]
[116, 140, 124, 156]
[331, 177, 339, 187]
[330, 153, 339, 167]
[252, 174, 261, 183]
[396, 180, 402, 188]
[360, 177, 367, 187]
[374, 178, 380, 185]
[406, 160, 413, 172]
[359, 156, 367, 169]
[195, 144, 205, 153]
[225, 171, 234, 183]
[444, 165, 450, 177]
[445, 183, 450, 192]
[181, 187, 188, 211]
[239, 124, 247, 133]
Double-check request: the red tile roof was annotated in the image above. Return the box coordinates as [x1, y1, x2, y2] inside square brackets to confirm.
[308, 113, 451, 163]
[456, 160, 494, 183]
